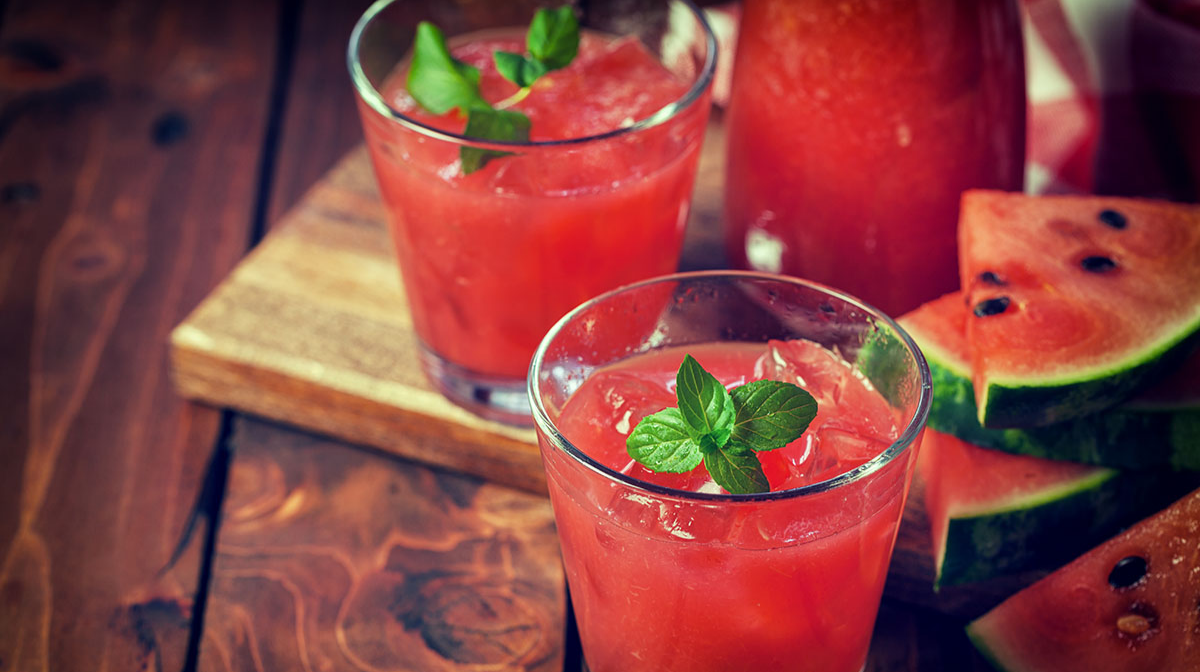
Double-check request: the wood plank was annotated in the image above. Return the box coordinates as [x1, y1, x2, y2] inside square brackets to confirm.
[264, 0, 372, 229]
[197, 417, 564, 672]
[0, 0, 279, 667]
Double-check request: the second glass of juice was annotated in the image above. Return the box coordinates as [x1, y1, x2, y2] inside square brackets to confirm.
[349, 0, 715, 424]
[529, 271, 931, 672]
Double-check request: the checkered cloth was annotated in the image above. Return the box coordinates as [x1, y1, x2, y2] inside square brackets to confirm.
[1026, 0, 1200, 200]
[709, 0, 1200, 201]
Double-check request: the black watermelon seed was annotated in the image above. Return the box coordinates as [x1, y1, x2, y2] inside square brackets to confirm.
[1081, 255, 1118, 273]
[2, 182, 39, 204]
[151, 112, 190, 146]
[1099, 209, 1127, 229]
[979, 271, 1007, 286]
[1108, 556, 1148, 589]
[819, 303, 835, 314]
[2, 39, 64, 72]
[973, 296, 1010, 318]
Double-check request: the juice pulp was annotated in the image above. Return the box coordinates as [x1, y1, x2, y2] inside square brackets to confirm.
[358, 32, 709, 379]
[724, 0, 1025, 317]
[543, 340, 916, 672]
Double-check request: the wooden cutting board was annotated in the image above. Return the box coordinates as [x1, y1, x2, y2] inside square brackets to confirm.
[168, 125, 1033, 616]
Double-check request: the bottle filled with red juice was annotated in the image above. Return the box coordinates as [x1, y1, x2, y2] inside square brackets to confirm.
[724, 0, 1026, 317]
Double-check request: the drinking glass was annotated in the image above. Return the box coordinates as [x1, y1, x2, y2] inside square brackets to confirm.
[349, 0, 715, 424]
[529, 271, 932, 672]
[724, 0, 1026, 317]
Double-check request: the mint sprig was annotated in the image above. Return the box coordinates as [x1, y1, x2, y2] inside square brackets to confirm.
[405, 7, 579, 174]
[406, 22, 488, 115]
[626, 355, 818, 495]
[493, 51, 549, 88]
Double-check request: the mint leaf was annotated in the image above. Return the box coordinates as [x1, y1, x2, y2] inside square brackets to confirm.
[675, 355, 735, 441]
[730, 380, 818, 452]
[407, 22, 488, 115]
[459, 108, 531, 174]
[494, 51, 548, 88]
[626, 408, 702, 473]
[625, 354, 821, 495]
[406, 9, 581, 176]
[701, 439, 769, 494]
[527, 6, 579, 70]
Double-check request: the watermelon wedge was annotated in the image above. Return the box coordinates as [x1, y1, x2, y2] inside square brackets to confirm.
[919, 429, 1177, 588]
[958, 191, 1200, 428]
[967, 488, 1200, 671]
[901, 292, 1200, 470]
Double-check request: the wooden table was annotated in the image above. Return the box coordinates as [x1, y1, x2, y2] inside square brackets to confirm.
[0, 0, 995, 669]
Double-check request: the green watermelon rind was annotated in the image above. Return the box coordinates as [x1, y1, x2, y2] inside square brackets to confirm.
[916, 333, 1200, 471]
[964, 618, 1018, 672]
[935, 468, 1121, 589]
[978, 310, 1200, 428]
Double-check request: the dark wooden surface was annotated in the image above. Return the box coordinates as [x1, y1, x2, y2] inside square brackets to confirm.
[0, 0, 279, 668]
[1, 0, 999, 670]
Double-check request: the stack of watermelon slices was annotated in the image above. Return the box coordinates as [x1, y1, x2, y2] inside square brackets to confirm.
[898, 191, 1200, 668]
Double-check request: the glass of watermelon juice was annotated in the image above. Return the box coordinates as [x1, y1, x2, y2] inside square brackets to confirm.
[529, 271, 932, 672]
[348, 0, 716, 424]
[723, 0, 1026, 317]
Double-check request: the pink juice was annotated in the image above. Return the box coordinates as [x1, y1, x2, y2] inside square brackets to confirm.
[541, 340, 918, 672]
[358, 32, 710, 381]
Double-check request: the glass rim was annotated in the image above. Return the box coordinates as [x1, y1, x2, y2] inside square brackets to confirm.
[346, 0, 718, 149]
[527, 270, 933, 503]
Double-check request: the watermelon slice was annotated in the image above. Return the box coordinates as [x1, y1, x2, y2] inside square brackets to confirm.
[901, 292, 1200, 470]
[919, 429, 1178, 588]
[958, 191, 1200, 428]
[967, 488, 1200, 671]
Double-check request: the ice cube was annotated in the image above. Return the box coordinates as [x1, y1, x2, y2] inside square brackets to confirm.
[605, 489, 734, 543]
[760, 339, 848, 407]
[815, 426, 891, 467]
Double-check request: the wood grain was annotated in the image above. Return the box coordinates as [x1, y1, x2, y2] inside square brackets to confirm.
[0, 0, 279, 667]
[197, 418, 564, 672]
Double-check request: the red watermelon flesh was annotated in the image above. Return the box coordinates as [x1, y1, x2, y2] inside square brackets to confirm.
[908, 291, 1200, 409]
[958, 191, 1200, 428]
[967, 488, 1200, 672]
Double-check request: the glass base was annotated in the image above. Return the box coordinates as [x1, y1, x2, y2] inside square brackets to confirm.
[418, 345, 533, 427]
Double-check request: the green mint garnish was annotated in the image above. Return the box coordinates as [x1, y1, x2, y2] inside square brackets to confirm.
[460, 108, 531, 174]
[676, 354, 736, 443]
[405, 7, 579, 174]
[626, 355, 818, 495]
[526, 6, 580, 71]
[493, 51, 549, 88]
[407, 22, 488, 116]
